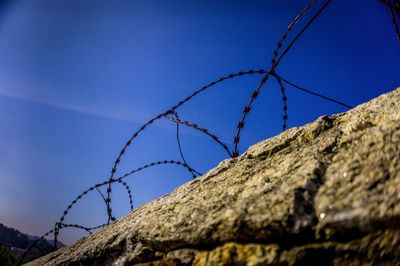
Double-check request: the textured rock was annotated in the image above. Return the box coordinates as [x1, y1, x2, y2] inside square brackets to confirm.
[27, 88, 400, 266]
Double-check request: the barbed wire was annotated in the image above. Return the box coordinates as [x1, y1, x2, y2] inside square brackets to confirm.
[48, 159, 195, 250]
[163, 113, 233, 158]
[274, 75, 289, 131]
[104, 11, 329, 217]
[103, 69, 276, 224]
[380, 0, 400, 42]
[390, 0, 400, 42]
[22, 0, 399, 262]
[21, 223, 107, 262]
[232, 0, 333, 157]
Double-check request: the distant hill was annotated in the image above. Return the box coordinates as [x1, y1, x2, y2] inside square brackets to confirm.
[0, 223, 64, 262]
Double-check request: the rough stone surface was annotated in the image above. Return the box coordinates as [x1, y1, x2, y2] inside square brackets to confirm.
[26, 88, 400, 266]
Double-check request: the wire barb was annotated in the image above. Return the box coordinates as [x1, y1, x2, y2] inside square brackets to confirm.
[23, 0, 394, 260]
[233, 0, 333, 156]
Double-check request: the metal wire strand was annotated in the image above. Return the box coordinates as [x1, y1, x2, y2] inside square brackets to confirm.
[389, 0, 400, 43]
[21, 229, 55, 262]
[28, 0, 395, 257]
[119, 180, 134, 211]
[233, 0, 333, 157]
[22, 223, 106, 262]
[43, 65, 352, 254]
[52, 159, 192, 248]
[104, 69, 266, 223]
[274, 75, 288, 131]
[271, 0, 319, 65]
[163, 114, 233, 158]
[274, 73, 353, 109]
[173, 111, 202, 178]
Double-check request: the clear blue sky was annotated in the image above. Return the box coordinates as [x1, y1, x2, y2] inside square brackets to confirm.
[0, 0, 398, 245]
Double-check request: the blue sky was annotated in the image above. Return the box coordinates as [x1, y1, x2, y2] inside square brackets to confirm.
[0, 0, 399, 245]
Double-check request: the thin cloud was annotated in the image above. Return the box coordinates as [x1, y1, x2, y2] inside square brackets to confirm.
[0, 112, 40, 126]
[0, 76, 233, 142]
[0, 76, 145, 124]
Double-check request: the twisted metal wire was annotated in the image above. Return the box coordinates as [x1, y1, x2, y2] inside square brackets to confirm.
[24, 0, 392, 260]
[389, 0, 400, 43]
[50, 69, 352, 252]
[52, 160, 192, 247]
[95, 179, 133, 211]
[103, 68, 270, 223]
[271, 0, 319, 66]
[273, 73, 353, 109]
[95, 186, 108, 205]
[21, 228, 55, 262]
[28, 66, 352, 257]
[173, 112, 202, 178]
[274, 75, 288, 131]
[233, 0, 333, 157]
[119, 180, 134, 211]
[164, 114, 233, 158]
[22, 223, 106, 263]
